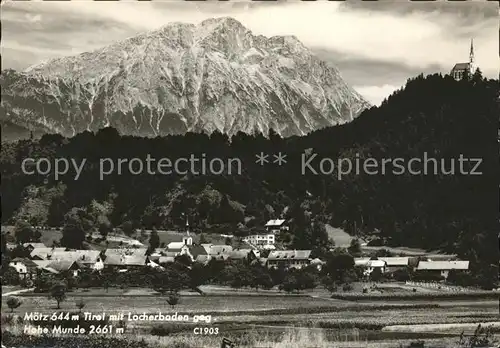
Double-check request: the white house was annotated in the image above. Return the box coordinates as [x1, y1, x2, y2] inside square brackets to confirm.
[265, 219, 288, 234]
[243, 233, 276, 250]
[9, 258, 38, 279]
[267, 250, 311, 269]
[354, 257, 387, 276]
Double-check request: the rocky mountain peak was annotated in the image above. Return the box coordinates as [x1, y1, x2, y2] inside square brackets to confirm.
[1, 17, 370, 140]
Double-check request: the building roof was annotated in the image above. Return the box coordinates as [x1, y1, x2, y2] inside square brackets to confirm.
[167, 242, 188, 250]
[33, 260, 52, 269]
[416, 261, 469, 271]
[104, 254, 147, 266]
[211, 253, 230, 261]
[452, 62, 470, 71]
[354, 258, 370, 266]
[367, 260, 386, 268]
[23, 242, 47, 249]
[158, 256, 175, 264]
[201, 244, 213, 254]
[46, 260, 80, 272]
[41, 267, 59, 274]
[229, 249, 251, 260]
[310, 258, 325, 265]
[104, 248, 147, 257]
[265, 219, 286, 227]
[50, 250, 101, 264]
[378, 257, 409, 266]
[268, 250, 311, 261]
[10, 258, 38, 270]
[30, 247, 67, 259]
[195, 255, 210, 264]
[208, 245, 233, 256]
[189, 245, 208, 258]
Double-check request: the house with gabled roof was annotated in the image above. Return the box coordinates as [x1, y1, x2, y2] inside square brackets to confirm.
[51, 250, 104, 271]
[104, 254, 149, 270]
[229, 249, 260, 262]
[267, 250, 311, 269]
[378, 257, 410, 271]
[9, 258, 38, 279]
[45, 260, 81, 277]
[23, 242, 47, 251]
[415, 260, 469, 279]
[265, 219, 288, 234]
[354, 257, 387, 276]
[30, 247, 68, 260]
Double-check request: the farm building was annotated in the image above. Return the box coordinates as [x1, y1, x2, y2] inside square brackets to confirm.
[415, 260, 469, 279]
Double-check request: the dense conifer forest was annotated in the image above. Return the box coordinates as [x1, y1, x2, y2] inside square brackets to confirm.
[1, 72, 498, 278]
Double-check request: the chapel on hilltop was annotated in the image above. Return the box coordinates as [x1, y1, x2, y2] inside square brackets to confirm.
[450, 39, 476, 81]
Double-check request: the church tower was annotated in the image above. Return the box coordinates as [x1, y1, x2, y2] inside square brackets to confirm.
[469, 38, 475, 76]
[182, 216, 192, 246]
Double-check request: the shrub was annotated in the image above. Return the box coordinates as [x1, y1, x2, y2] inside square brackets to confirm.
[6, 297, 22, 312]
[167, 292, 180, 309]
[342, 283, 353, 292]
[76, 299, 86, 312]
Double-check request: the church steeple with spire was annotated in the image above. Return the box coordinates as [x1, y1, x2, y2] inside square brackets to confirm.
[182, 215, 192, 245]
[469, 38, 475, 75]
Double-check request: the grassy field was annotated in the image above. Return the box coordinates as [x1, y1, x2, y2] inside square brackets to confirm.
[3, 287, 498, 345]
[3, 293, 498, 348]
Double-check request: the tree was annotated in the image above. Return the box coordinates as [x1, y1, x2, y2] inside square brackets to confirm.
[14, 220, 35, 244]
[98, 221, 111, 239]
[471, 68, 483, 84]
[148, 228, 160, 253]
[75, 299, 86, 312]
[323, 250, 355, 284]
[189, 263, 207, 288]
[174, 254, 192, 267]
[370, 268, 383, 282]
[50, 283, 67, 309]
[348, 238, 362, 256]
[167, 292, 180, 309]
[281, 274, 298, 293]
[152, 268, 189, 294]
[392, 267, 412, 282]
[121, 221, 135, 237]
[2, 266, 20, 286]
[1, 233, 7, 255]
[249, 265, 273, 291]
[199, 233, 208, 244]
[60, 208, 93, 249]
[295, 268, 318, 291]
[6, 297, 22, 312]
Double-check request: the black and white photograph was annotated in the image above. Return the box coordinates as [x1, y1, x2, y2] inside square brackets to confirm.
[1, 1, 498, 347]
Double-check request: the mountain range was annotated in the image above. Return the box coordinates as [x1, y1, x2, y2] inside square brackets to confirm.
[0, 17, 370, 141]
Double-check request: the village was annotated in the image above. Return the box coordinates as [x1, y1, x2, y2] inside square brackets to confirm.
[4, 218, 473, 291]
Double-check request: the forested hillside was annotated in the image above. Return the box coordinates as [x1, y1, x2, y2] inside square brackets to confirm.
[1, 72, 498, 275]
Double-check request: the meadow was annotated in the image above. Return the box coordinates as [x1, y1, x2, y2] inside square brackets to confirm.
[3, 287, 499, 348]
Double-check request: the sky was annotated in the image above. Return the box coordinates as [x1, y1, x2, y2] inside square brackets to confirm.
[1, 0, 498, 106]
